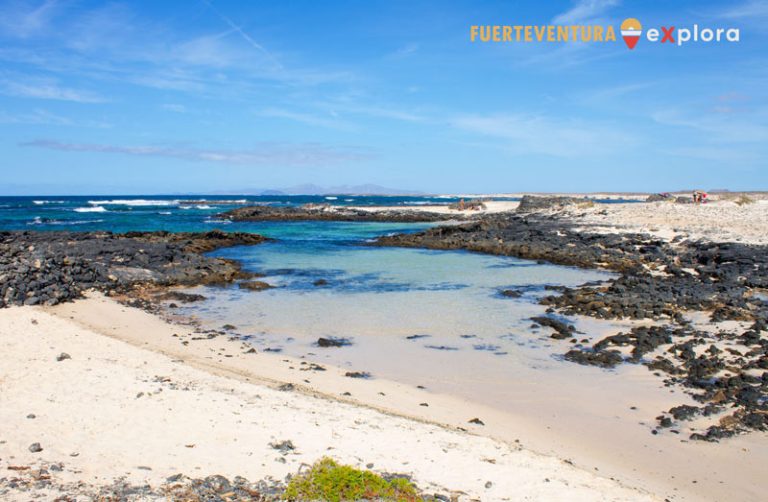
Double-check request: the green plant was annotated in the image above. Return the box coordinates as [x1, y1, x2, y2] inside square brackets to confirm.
[283, 457, 420, 501]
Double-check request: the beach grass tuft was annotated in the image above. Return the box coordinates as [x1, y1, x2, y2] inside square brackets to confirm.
[734, 194, 755, 206]
[283, 457, 420, 501]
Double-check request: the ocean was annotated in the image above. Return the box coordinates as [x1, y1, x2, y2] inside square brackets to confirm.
[0, 195, 487, 232]
[0, 194, 641, 232]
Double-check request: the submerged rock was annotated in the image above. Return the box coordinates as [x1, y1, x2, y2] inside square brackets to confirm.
[530, 316, 575, 339]
[316, 337, 352, 348]
[238, 280, 274, 291]
[564, 349, 623, 368]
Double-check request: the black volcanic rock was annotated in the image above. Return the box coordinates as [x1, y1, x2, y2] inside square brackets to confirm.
[0, 230, 268, 308]
[218, 204, 458, 223]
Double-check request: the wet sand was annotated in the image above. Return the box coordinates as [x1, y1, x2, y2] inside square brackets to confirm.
[3, 293, 761, 501]
[1, 295, 658, 501]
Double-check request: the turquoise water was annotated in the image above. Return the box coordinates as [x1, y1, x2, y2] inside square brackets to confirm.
[0, 194, 640, 232]
[0, 195, 479, 232]
[2, 195, 615, 358]
[172, 222, 615, 384]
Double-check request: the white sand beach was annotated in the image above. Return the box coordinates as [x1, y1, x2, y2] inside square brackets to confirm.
[357, 195, 768, 245]
[1, 297, 658, 501]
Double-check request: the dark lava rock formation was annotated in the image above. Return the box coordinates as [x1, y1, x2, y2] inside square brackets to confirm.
[516, 195, 589, 213]
[0, 230, 268, 308]
[218, 204, 458, 222]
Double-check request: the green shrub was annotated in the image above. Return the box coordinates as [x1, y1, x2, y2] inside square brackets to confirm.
[283, 457, 420, 501]
[734, 194, 755, 206]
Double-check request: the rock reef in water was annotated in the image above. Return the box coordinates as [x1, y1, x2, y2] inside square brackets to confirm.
[218, 204, 458, 222]
[0, 230, 268, 308]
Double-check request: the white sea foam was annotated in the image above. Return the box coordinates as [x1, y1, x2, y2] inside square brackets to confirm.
[195, 205, 212, 209]
[87, 199, 179, 207]
[32, 200, 65, 205]
[204, 218, 231, 224]
[74, 206, 108, 213]
[325, 196, 338, 200]
[158, 211, 172, 215]
[28, 217, 105, 226]
[55, 219, 105, 225]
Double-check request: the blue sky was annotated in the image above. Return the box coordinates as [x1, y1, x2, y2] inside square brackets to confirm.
[1, 0, 766, 194]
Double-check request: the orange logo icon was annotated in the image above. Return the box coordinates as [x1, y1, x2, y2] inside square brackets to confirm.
[621, 18, 642, 49]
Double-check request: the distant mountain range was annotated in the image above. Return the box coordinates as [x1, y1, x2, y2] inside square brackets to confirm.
[212, 184, 425, 196]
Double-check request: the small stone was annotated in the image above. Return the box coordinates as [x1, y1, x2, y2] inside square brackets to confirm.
[344, 371, 370, 379]
[27, 413, 36, 419]
[29, 442, 43, 453]
[468, 417, 485, 426]
[270, 440, 296, 454]
[56, 352, 71, 362]
[485, 481, 493, 489]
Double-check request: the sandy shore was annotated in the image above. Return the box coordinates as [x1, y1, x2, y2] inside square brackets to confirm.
[573, 200, 768, 245]
[1, 295, 659, 501]
[349, 199, 520, 216]
[356, 196, 768, 245]
[3, 293, 767, 500]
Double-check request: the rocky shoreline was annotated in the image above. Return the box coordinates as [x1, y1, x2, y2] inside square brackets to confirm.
[218, 204, 461, 222]
[3, 204, 768, 442]
[374, 199, 768, 441]
[0, 230, 268, 308]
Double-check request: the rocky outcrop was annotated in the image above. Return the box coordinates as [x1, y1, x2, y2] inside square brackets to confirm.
[218, 204, 458, 222]
[516, 195, 587, 213]
[0, 230, 268, 308]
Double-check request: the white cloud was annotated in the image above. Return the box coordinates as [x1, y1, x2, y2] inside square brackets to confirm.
[259, 108, 355, 130]
[388, 43, 419, 59]
[20, 139, 370, 166]
[651, 108, 768, 143]
[161, 104, 187, 113]
[0, 108, 70, 125]
[663, 146, 759, 164]
[552, 0, 621, 24]
[714, 0, 768, 19]
[0, 79, 107, 103]
[201, 0, 283, 70]
[0, 0, 60, 38]
[451, 113, 636, 157]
